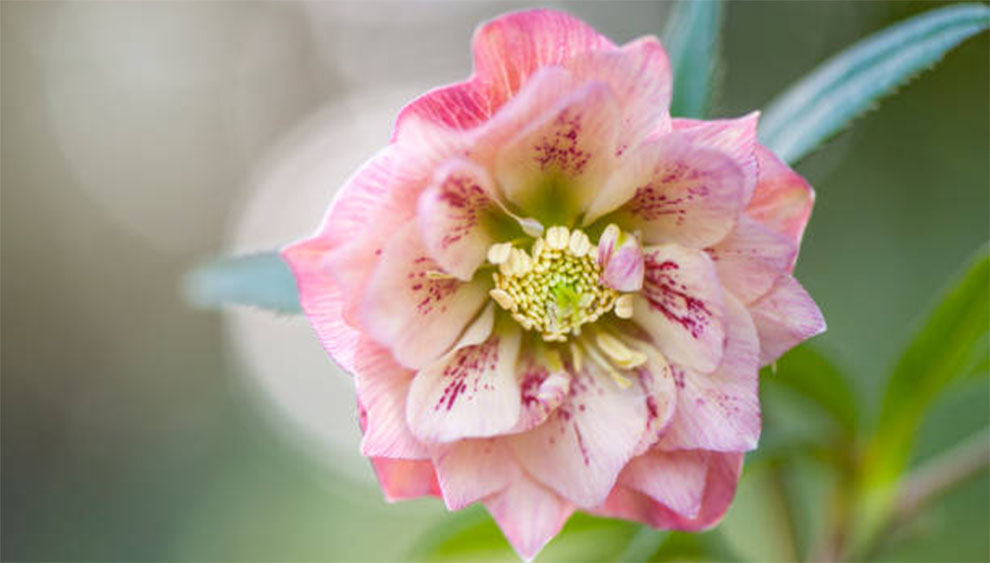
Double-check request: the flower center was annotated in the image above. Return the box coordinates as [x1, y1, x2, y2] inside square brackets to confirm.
[487, 226, 633, 342]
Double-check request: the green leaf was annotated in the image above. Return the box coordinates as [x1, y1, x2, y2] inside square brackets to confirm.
[758, 3, 990, 164]
[409, 507, 637, 562]
[662, 0, 724, 118]
[763, 344, 859, 438]
[852, 247, 989, 552]
[182, 251, 301, 314]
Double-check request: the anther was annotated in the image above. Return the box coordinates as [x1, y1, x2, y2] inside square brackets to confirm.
[545, 226, 570, 250]
[489, 288, 516, 311]
[425, 270, 454, 280]
[568, 230, 592, 257]
[487, 242, 513, 265]
[614, 294, 634, 319]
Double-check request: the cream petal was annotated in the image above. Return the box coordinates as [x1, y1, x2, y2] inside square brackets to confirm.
[672, 113, 760, 203]
[634, 244, 727, 374]
[432, 438, 520, 511]
[709, 215, 797, 304]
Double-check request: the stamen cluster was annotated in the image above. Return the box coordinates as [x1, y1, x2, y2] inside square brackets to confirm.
[488, 226, 633, 342]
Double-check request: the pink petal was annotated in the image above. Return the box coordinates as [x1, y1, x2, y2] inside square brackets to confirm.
[369, 457, 441, 502]
[657, 295, 761, 452]
[631, 345, 678, 455]
[594, 451, 743, 531]
[672, 113, 760, 203]
[598, 226, 645, 292]
[565, 36, 673, 149]
[495, 81, 621, 222]
[406, 327, 523, 443]
[353, 338, 428, 459]
[708, 215, 797, 304]
[433, 438, 520, 510]
[483, 473, 575, 561]
[513, 354, 571, 433]
[472, 9, 615, 105]
[618, 449, 710, 518]
[281, 236, 361, 373]
[746, 144, 815, 251]
[509, 361, 650, 508]
[749, 274, 826, 365]
[587, 133, 745, 247]
[418, 159, 505, 281]
[360, 220, 488, 369]
[634, 244, 727, 374]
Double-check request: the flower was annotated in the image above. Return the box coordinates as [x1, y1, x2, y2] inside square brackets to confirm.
[283, 8, 825, 560]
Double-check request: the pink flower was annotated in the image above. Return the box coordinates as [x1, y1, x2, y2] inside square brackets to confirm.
[283, 9, 824, 559]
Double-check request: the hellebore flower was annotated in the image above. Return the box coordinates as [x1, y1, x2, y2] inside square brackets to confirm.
[283, 9, 824, 559]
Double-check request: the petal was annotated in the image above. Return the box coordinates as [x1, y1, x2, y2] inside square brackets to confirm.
[593, 451, 743, 531]
[672, 113, 760, 203]
[618, 449, 710, 518]
[746, 144, 815, 251]
[749, 274, 826, 365]
[360, 220, 489, 369]
[598, 225, 645, 292]
[635, 244, 727, 374]
[354, 338, 428, 459]
[484, 472, 575, 561]
[495, 81, 621, 224]
[406, 326, 523, 443]
[708, 215, 797, 304]
[433, 438, 520, 511]
[472, 9, 615, 105]
[586, 133, 745, 248]
[369, 457, 441, 502]
[510, 361, 649, 507]
[630, 344, 678, 455]
[418, 159, 509, 281]
[281, 236, 362, 373]
[514, 353, 572, 433]
[658, 295, 761, 452]
[565, 36, 673, 148]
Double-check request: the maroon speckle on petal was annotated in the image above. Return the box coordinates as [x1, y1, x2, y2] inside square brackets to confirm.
[641, 253, 712, 339]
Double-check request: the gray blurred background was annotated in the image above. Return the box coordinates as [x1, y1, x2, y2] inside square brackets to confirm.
[2, 1, 987, 561]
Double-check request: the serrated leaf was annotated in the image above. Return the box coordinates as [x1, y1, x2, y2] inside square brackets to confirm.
[759, 3, 989, 164]
[662, 0, 724, 118]
[182, 251, 301, 314]
[763, 344, 859, 438]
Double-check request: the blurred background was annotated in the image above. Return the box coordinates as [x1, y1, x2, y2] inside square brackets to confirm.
[2, 1, 987, 561]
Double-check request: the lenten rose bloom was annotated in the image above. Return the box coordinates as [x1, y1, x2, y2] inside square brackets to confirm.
[283, 9, 824, 559]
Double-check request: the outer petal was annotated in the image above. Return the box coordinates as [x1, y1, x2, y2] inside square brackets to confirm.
[747, 144, 815, 251]
[594, 451, 743, 531]
[749, 274, 826, 365]
[495, 82, 621, 223]
[360, 220, 488, 369]
[483, 473, 575, 561]
[354, 338, 428, 459]
[406, 326, 523, 443]
[472, 9, 615, 105]
[586, 133, 745, 248]
[369, 458, 441, 502]
[433, 438, 520, 510]
[708, 215, 797, 304]
[510, 361, 649, 508]
[657, 295, 761, 452]
[618, 449, 710, 518]
[635, 244, 726, 374]
[671, 113, 760, 203]
[418, 159, 508, 281]
[281, 236, 361, 373]
[565, 36, 673, 148]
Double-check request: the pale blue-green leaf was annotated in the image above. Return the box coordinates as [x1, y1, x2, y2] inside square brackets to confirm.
[182, 251, 301, 314]
[662, 0, 724, 118]
[759, 3, 989, 164]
